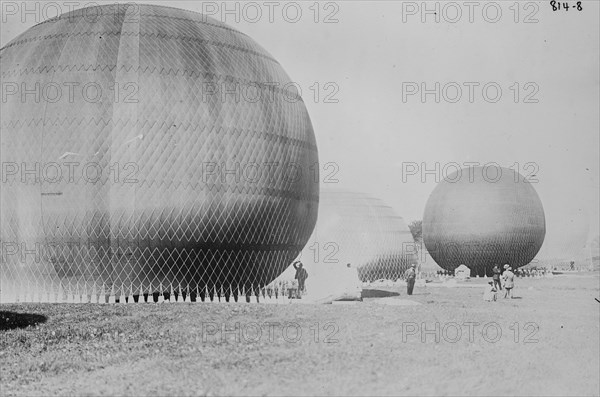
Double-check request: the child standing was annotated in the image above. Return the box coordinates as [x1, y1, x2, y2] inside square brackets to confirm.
[483, 281, 497, 302]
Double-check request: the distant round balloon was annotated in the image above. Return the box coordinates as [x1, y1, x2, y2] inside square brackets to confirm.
[0, 4, 318, 302]
[422, 166, 545, 276]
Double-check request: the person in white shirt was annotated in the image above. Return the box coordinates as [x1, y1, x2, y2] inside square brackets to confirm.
[483, 281, 497, 302]
[502, 265, 515, 299]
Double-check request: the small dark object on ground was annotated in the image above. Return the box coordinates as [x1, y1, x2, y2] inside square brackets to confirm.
[361, 289, 400, 298]
[0, 311, 47, 331]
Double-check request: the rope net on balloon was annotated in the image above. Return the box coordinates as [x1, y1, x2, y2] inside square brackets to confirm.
[0, 4, 319, 303]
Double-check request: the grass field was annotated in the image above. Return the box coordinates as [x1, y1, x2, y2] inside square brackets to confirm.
[1, 273, 599, 396]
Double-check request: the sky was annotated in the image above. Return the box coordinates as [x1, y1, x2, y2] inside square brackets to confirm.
[1, 0, 598, 260]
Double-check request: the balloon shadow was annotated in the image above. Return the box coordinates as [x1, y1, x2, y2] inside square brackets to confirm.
[0, 311, 48, 331]
[361, 289, 400, 298]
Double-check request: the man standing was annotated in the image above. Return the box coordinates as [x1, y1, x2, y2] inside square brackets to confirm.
[406, 264, 417, 295]
[492, 264, 502, 290]
[293, 261, 308, 298]
[502, 265, 515, 299]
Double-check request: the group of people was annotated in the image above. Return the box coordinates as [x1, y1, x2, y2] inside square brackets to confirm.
[433, 267, 548, 279]
[484, 264, 515, 301]
[513, 267, 548, 277]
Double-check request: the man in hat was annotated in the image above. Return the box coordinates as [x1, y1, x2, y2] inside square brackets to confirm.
[492, 264, 502, 290]
[405, 264, 417, 295]
[502, 265, 515, 299]
[293, 261, 308, 298]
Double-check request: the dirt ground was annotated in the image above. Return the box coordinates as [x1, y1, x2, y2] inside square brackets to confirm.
[1, 273, 598, 396]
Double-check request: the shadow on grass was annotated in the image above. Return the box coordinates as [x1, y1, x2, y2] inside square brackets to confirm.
[361, 289, 400, 298]
[0, 311, 47, 331]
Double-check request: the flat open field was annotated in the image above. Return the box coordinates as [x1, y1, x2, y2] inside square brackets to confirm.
[1, 273, 599, 396]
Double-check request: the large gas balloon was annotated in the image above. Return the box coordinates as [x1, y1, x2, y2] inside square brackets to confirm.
[0, 4, 318, 302]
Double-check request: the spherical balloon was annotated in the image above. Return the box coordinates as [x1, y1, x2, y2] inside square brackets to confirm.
[422, 166, 545, 276]
[0, 4, 318, 302]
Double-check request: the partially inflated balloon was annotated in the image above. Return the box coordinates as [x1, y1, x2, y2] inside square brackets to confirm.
[296, 191, 416, 282]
